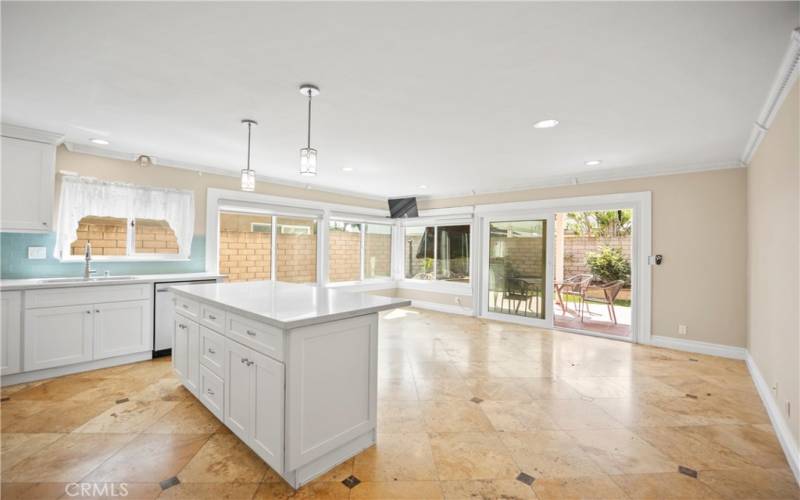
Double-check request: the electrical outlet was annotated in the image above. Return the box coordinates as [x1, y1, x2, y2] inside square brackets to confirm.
[772, 382, 779, 396]
[678, 324, 687, 336]
[27, 246, 46, 259]
[455, 297, 462, 306]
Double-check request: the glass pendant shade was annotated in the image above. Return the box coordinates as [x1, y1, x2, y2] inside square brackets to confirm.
[299, 147, 317, 176]
[240, 169, 256, 191]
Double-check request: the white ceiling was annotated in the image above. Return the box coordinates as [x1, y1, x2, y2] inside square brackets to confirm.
[2, 2, 797, 199]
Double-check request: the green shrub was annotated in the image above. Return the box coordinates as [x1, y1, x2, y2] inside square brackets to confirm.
[586, 246, 630, 284]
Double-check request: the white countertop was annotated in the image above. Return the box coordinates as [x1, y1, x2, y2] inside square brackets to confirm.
[171, 281, 411, 329]
[0, 272, 223, 291]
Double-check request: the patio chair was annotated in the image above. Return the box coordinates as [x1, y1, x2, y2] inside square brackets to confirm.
[582, 280, 625, 324]
[503, 277, 537, 315]
[559, 274, 593, 316]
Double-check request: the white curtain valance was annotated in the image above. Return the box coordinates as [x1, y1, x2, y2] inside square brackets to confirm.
[54, 176, 195, 259]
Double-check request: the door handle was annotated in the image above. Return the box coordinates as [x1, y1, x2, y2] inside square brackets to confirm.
[207, 388, 215, 396]
[85, 310, 92, 314]
[95, 309, 100, 313]
[208, 314, 217, 320]
[178, 324, 187, 330]
[157, 289, 170, 293]
[246, 330, 257, 336]
[208, 348, 216, 354]
[247, 360, 254, 366]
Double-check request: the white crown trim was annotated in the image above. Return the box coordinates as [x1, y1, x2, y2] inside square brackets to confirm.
[741, 28, 800, 165]
[1, 123, 64, 145]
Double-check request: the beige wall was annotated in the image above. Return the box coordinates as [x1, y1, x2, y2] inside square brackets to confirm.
[747, 82, 799, 446]
[54, 147, 385, 234]
[418, 167, 748, 347]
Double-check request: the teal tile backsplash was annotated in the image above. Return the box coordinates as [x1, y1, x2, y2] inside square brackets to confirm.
[0, 232, 206, 279]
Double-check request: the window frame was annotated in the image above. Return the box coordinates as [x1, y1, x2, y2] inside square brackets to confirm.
[61, 216, 187, 262]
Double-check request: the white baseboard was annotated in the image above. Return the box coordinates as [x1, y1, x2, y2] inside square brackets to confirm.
[409, 300, 474, 316]
[647, 335, 746, 360]
[746, 352, 800, 485]
[1, 351, 153, 386]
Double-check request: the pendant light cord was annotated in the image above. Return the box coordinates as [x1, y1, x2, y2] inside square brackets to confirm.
[246, 121, 252, 172]
[306, 90, 312, 149]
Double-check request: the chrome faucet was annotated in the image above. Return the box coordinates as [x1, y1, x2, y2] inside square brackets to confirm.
[83, 243, 96, 279]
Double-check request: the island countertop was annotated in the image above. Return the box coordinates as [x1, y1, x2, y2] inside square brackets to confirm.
[170, 280, 411, 329]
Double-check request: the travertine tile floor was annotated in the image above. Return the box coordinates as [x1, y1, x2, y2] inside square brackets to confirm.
[1, 307, 798, 499]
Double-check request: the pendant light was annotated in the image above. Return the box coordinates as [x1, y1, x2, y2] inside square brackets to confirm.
[299, 84, 320, 176]
[240, 119, 257, 191]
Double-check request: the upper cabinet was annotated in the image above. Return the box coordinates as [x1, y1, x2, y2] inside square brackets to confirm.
[1, 124, 63, 233]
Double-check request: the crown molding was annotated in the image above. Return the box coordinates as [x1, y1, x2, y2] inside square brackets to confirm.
[1, 123, 64, 145]
[741, 28, 800, 165]
[62, 141, 387, 203]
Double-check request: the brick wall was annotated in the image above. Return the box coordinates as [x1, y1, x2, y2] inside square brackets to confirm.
[70, 216, 178, 256]
[219, 231, 270, 282]
[365, 232, 391, 278]
[275, 232, 316, 283]
[563, 235, 631, 277]
[328, 231, 361, 282]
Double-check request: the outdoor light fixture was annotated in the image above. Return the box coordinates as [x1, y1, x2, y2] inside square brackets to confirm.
[299, 84, 320, 176]
[240, 119, 257, 191]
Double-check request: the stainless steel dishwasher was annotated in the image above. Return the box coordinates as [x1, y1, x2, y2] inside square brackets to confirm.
[154, 280, 216, 356]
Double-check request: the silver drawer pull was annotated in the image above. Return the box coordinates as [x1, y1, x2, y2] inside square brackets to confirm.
[85, 310, 92, 314]
[208, 348, 216, 354]
[182, 304, 189, 309]
[208, 314, 217, 320]
[207, 388, 215, 396]
[95, 309, 100, 313]
[247, 360, 254, 366]
[246, 329, 257, 336]
[178, 324, 187, 330]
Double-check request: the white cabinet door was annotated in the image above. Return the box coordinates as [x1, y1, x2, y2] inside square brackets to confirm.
[93, 299, 152, 359]
[186, 320, 200, 394]
[224, 339, 253, 441]
[173, 318, 189, 380]
[1, 291, 22, 375]
[0, 136, 55, 232]
[24, 304, 93, 371]
[250, 349, 284, 472]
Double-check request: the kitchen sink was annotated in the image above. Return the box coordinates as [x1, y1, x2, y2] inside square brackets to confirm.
[39, 276, 138, 284]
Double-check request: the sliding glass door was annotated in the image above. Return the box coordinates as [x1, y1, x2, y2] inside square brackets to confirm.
[482, 216, 553, 326]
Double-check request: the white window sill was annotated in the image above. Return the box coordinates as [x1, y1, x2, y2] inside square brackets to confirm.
[325, 279, 396, 292]
[58, 256, 192, 263]
[398, 279, 472, 295]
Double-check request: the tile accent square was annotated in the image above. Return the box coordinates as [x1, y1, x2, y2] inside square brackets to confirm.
[342, 475, 362, 489]
[516, 472, 535, 485]
[678, 465, 698, 478]
[160, 476, 180, 490]
[115, 397, 130, 404]
[470, 397, 484, 404]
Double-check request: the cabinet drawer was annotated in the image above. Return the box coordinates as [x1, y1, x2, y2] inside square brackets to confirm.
[200, 302, 226, 332]
[175, 295, 199, 319]
[199, 364, 224, 420]
[26, 284, 150, 309]
[226, 312, 284, 362]
[200, 326, 225, 378]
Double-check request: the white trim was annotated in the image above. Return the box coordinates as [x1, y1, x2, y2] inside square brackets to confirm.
[58, 255, 190, 264]
[742, 29, 800, 165]
[325, 280, 396, 293]
[645, 335, 746, 360]
[63, 141, 387, 202]
[1, 123, 64, 145]
[408, 299, 474, 317]
[397, 279, 472, 296]
[746, 352, 800, 484]
[1, 351, 152, 386]
[417, 206, 475, 218]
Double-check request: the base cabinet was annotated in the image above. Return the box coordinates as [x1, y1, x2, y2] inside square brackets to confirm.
[93, 299, 151, 359]
[24, 304, 94, 371]
[1, 291, 23, 375]
[173, 315, 199, 394]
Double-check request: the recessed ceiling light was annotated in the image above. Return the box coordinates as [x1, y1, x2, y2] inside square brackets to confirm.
[533, 119, 559, 129]
[418, 184, 427, 189]
[342, 167, 354, 172]
[89, 138, 109, 145]
[585, 160, 602, 166]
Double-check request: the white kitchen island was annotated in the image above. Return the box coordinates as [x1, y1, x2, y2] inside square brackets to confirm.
[169, 281, 410, 489]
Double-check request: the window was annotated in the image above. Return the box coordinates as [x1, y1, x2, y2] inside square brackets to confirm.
[328, 221, 362, 282]
[276, 217, 318, 283]
[219, 212, 271, 282]
[327, 221, 393, 282]
[365, 224, 392, 279]
[71, 216, 128, 256]
[69, 216, 180, 257]
[405, 224, 470, 282]
[55, 176, 194, 259]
